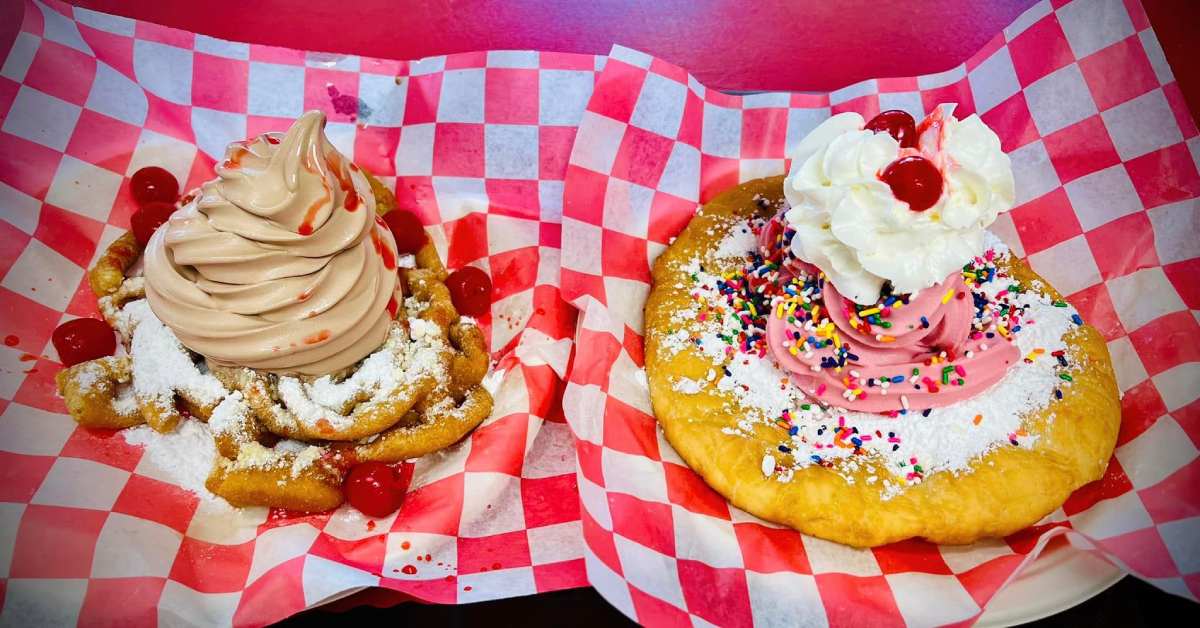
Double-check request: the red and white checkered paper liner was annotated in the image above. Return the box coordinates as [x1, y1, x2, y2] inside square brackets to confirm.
[0, 0, 603, 624]
[559, 0, 1200, 625]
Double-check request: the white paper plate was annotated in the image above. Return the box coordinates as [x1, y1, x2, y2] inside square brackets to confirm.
[976, 541, 1124, 627]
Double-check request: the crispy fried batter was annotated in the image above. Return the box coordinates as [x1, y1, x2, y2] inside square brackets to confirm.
[89, 232, 140, 298]
[413, 241, 447, 280]
[56, 356, 144, 429]
[136, 393, 182, 433]
[349, 385, 493, 463]
[363, 170, 397, 215]
[206, 446, 345, 512]
[404, 268, 457, 333]
[98, 277, 145, 341]
[241, 368, 436, 442]
[448, 321, 489, 400]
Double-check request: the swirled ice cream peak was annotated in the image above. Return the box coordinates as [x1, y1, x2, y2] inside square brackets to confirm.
[143, 111, 401, 376]
[782, 107, 1015, 304]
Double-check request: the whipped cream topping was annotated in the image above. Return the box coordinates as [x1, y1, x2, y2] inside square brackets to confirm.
[144, 111, 401, 376]
[782, 107, 1015, 304]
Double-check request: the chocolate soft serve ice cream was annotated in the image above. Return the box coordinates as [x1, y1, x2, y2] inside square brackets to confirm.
[143, 111, 402, 376]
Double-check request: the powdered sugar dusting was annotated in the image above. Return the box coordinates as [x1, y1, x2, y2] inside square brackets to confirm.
[123, 420, 230, 508]
[277, 319, 449, 431]
[112, 386, 138, 414]
[208, 390, 251, 447]
[715, 220, 757, 259]
[125, 299, 227, 407]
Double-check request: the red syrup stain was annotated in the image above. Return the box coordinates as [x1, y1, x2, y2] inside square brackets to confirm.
[221, 144, 249, 170]
[400, 541, 411, 550]
[326, 152, 359, 211]
[297, 180, 332, 236]
[4, 335, 20, 347]
[370, 228, 397, 270]
[303, 329, 331, 345]
[19, 354, 36, 362]
[366, 520, 376, 531]
[463, 586, 472, 592]
[491, 562, 501, 570]
[400, 565, 417, 575]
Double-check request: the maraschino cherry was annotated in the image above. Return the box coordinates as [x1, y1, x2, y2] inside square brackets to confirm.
[864, 110, 918, 148]
[446, 267, 492, 317]
[880, 156, 943, 212]
[129, 166, 180, 207]
[382, 209, 428, 254]
[131, 201, 177, 247]
[343, 462, 407, 517]
[52, 318, 116, 366]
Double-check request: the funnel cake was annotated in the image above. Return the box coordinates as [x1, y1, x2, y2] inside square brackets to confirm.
[644, 110, 1119, 547]
[57, 112, 492, 512]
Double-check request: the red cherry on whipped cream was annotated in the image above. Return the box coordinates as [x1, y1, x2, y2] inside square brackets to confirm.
[131, 201, 177, 247]
[880, 156, 943, 212]
[344, 462, 406, 517]
[52, 318, 116, 366]
[382, 209, 428, 254]
[864, 110, 918, 148]
[130, 166, 180, 207]
[446, 267, 492, 317]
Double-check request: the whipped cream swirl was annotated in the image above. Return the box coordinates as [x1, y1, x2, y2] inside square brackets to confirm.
[782, 107, 1014, 304]
[144, 111, 401, 376]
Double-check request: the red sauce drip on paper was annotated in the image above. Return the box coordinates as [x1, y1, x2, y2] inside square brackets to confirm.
[400, 541, 411, 550]
[366, 520, 376, 531]
[19, 353, 36, 362]
[4, 335, 18, 347]
[401, 565, 417, 575]
[303, 329, 331, 345]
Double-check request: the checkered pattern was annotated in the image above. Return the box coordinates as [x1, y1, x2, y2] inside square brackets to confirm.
[0, 0, 600, 624]
[560, 0, 1200, 624]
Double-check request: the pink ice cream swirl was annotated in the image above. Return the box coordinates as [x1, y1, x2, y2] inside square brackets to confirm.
[759, 216, 1019, 413]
